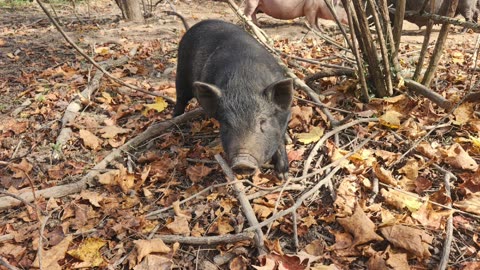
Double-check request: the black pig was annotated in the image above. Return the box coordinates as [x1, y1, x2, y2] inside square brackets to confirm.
[388, 0, 479, 28]
[173, 20, 293, 176]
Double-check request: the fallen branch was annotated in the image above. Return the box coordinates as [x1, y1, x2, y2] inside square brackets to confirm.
[154, 232, 254, 245]
[438, 172, 454, 270]
[404, 79, 452, 110]
[0, 109, 204, 210]
[304, 68, 355, 86]
[0, 257, 20, 270]
[214, 154, 265, 255]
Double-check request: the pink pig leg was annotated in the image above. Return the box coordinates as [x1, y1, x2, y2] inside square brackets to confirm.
[244, 0, 260, 24]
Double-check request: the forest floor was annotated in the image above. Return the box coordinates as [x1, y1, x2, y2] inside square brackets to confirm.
[0, 0, 480, 269]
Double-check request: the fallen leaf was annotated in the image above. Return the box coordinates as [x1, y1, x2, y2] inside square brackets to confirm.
[381, 188, 423, 211]
[166, 216, 190, 236]
[32, 235, 72, 270]
[454, 192, 480, 215]
[133, 254, 172, 270]
[373, 163, 397, 186]
[186, 164, 213, 182]
[8, 158, 33, 178]
[134, 239, 171, 262]
[79, 129, 102, 150]
[443, 143, 478, 171]
[337, 204, 383, 246]
[68, 238, 107, 268]
[144, 97, 168, 113]
[296, 126, 324, 144]
[379, 110, 402, 129]
[99, 125, 131, 138]
[453, 102, 473, 125]
[380, 225, 432, 259]
[80, 190, 103, 207]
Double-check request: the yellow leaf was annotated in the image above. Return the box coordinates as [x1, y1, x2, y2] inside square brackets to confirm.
[297, 126, 324, 144]
[67, 238, 106, 267]
[470, 136, 480, 149]
[379, 110, 402, 129]
[144, 97, 168, 113]
[94, 46, 111, 55]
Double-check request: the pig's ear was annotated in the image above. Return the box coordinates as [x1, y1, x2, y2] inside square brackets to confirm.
[264, 78, 293, 111]
[193, 81, 222, 116]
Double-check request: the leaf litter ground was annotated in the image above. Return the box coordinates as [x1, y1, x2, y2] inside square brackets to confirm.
[0, 0, 479, 269]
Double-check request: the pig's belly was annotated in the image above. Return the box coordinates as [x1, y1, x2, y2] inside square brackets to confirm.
[257, 3, 305, 20]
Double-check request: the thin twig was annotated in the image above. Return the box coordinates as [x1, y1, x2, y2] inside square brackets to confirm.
[0, 257, 21, 270]
[154, 232, 255, 244]
[215, 154, 265, 255]
[438, 173, 454, 270]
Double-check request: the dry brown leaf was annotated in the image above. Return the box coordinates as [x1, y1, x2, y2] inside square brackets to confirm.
[337, 204, 383, 246]
[8, 158, 33, 178]
[33, 235, 72, 270]
[416, 142, 440, 160]
[373, 163, 397, 186]
[208, 216, 234, 235]
[166, 216, 190, 236]
[99, 125, 131, 138]
[411, 201, 453, 229]
[133, 254, 172, 270]
[380, 188, 423, 211]
[289, 105, 313, 130]
[379, 110, 403, 129]
[80, 190, 103, 207]
[229, 256, 248, 270]
[380, 225, 432, 259]
[97, 170, 119, 185]
[253, 204, 273, 219]
[134, 239, 171, 262]
[79, 129, 102, 150]
[453, 102, 474, 125]
[385, 251, 409, 269]
[186, 164, 213, 183]
[443, 143, 478, 171]
[334, 176, 358, 216]
[398, 159, 419, 180]
[304, 239, 326, 256]
[454, 192, 480, 215]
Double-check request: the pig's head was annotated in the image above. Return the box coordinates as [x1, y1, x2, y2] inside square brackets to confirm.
[193, 78, 293, 176]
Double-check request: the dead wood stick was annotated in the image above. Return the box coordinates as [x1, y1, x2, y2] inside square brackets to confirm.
[0, 109, 204, 210]
[246, 132, 375, 232]
[302, 118, 379, 177]
[367, 0, 393, 96]
[0, 257, 20, 270]
[439, 172, 454, 270]
[35, 0, 173, 102]
[404, 79, 452, 109]
[413, 0, 436, 81]
[342, 0, 369, 102]
[154, 232, 254, 245]
[392, 0, 405, 56]
[422, 0, 458, 87]
[305, 68, 355, 86]
[214, 154, 265, 255]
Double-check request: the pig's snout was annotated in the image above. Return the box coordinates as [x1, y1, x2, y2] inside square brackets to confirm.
[231, 154, 259, 176]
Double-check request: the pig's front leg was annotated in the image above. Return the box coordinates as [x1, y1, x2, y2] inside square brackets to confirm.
[271, 140, 289, 174]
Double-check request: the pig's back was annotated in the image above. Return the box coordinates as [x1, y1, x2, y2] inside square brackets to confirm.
[177, 20, 284, 92]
